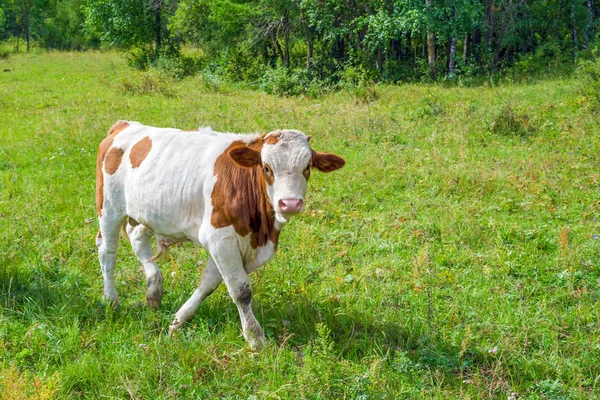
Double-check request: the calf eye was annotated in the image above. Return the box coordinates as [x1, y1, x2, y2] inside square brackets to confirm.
[263, 164, 272, 175]
[303, 165, 311, 180]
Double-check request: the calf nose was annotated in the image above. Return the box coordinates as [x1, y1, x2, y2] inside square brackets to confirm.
[279, 198, 303, 214]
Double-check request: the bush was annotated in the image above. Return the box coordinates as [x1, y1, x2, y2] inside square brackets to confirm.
[126, 45, 203, 79]
[198, 70, 222, 92]
[511, 40, 572, 79]
[260, 66, 310, 96]
[125, 46, 153, 71]
[491, 105, 535, 137]
[339, 66, 378, 103]
[154, 52, 186, 79]
[576, 55, 600, 108]
[119, 69, 174, 96]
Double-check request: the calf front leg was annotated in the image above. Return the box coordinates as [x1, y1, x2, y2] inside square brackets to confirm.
[211, 238, 266, 349]
[169, 256, 222, 334]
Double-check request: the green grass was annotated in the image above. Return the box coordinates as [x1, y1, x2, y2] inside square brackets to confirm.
[1, 51, 599, 399]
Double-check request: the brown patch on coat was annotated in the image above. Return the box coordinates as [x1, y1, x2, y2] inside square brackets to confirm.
[263, 133, 280, 145]
[96, 121, 130, 216]
[130, 136, 152, 168]
[211, 140, 279, 249]
[108, 120, 130, 136]
[128, 217, 139, 227]
[96, 230, 102, 240]
[104, 147, 125, 175]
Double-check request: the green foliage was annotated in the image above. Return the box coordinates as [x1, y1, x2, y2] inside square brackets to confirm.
[0, 6, 5, 37]
[125, 45, 153, 70]
[197, 70, 222, 92]
[339, 66, 378, 103]
[576, 55, 600, 108]
[260, 66, 311, 96]
[84, 0, 151, 48]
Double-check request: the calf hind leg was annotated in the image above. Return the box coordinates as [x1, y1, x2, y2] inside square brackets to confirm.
[169, 256, 222, 334]
[126, 221, 164, 308]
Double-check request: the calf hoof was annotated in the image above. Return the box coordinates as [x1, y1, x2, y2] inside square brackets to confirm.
[103, 297, 119, 310]
[146, 296, 161, 309]
[247, 334, 267, 351]
[168, 318, 183, 336]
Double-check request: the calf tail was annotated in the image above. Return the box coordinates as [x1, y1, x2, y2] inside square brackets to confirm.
[96, 230, 103, 248]
[148, 239, 171, 263]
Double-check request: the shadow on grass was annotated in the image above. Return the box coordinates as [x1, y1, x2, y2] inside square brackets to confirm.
[254, 292, 491, 382]
[0, 259, 110, 325]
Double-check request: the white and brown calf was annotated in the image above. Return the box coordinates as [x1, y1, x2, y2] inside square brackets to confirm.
[96, 121, 345, 348]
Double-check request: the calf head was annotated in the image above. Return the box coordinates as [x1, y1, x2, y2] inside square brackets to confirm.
[228, 130, 345, 223]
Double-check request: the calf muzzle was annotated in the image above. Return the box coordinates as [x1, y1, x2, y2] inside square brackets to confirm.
[279, 198, 303, 214]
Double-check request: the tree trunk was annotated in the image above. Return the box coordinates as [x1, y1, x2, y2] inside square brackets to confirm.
[584, 0, 595, 49]
[463, 34, 470, 63]
[448, 36, 457, 77]
[473, 28, 482, 65]
[571, 27, 578, 60]
[484, 0, 493, 49]
[154, 0, 161, 53]
[426, 0, 436, 78]
[306, 40, 313, 70]
[274, 39, 284, 65]
[571, 4, 578, 60]
[306, 30, 313, 70]
[427, 32, 436, 78]
[332, 38, 345, 63]
[284, 30, 290, 68]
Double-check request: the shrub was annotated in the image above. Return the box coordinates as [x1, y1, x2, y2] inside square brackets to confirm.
[125, 46, 152, 71]
[260, 66, 310, 96]
[154, 52, 186, 79]
[339, 66, 378, 103]
[576, 55, 600, 108]
[491, 105, 535, 137]
[119, 69, 174, 96]
[126, 45, 203, 79]
[0, 364, 60, 400]
[198, 70, 222, 92]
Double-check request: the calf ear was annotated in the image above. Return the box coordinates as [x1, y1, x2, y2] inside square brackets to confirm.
[312, 150, 345, 172]
[228, 146, 262, 167]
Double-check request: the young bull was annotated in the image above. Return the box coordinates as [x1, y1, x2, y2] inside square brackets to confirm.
[96, 121, 345, 348]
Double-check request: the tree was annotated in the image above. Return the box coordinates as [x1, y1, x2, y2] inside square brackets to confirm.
[12, 0, 34, 51]
[85, 0, 175, 53]
[0, 6, 5, 39]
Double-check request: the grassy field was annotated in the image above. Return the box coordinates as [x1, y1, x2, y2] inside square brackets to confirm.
[0, 51, 599, 399]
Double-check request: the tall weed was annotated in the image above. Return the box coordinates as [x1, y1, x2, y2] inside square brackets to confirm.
[119, 69, 174, 96]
